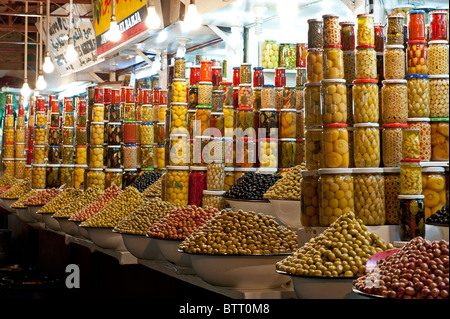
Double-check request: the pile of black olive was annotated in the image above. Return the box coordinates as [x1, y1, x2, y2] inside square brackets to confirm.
[224, 172, 282, 200]
[130, 171, 162, 193]
[426, 205, 449, 226]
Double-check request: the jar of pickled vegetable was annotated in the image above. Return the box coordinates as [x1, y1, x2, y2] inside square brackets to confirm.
[428, 41, 449, 75]
[374, 23, 385, 53]
[140, 122, 154, 146]
[36, 111, 47, 127]
[278, 138, 296, 168]
[202, 190, 226, 210]
[59, 164, 74, 187]
[320, 79, 347, 124]
[352, 79, 379, 123]
[31, 164, 46, 189]
[188, 166, 207, 206]
[408, 10, 426, 41]
[357, 13, 374, 46]
[89, 145, 104, 169]
[45, 164, 61, 188]
[47, 127, 61, 145]
[295, 68, 307, 88]
[155, 122, 165, 145]
[210, 112, 224, 137]
[322, 14, 340, 46]
[300, 170, 320, 227]
[252, 87, 262, 111]
[381, 79, 408, 123]
[190, 66, 201, 87]
[353, 123, 381, 167]
[106, 122, 122, 145]
[341, 51, 356, 85]
[155, 144, 165, 169]
[235, 137, 256, 168]
[322, 123, 350, 168]
[238, 84, 253, 108]
[381, 123, 406, 167]
[121, 121, 136, 145]
[50, 112, 60, 127]
[140, 145, 154, 169]
[200, 61, 212, 83]
[121, 168, 137, 189]
[86, 169, 105, 190]
[172, 78, 187, 103]
[236, 107, 255, 139]
[422, 166, 447, 220]
[169, 102, 188, 135]
[165, 166, 189, 206]
[61, 145, 74, 165]
[304, 82, 322, 126]
[381, 167, 401, 225]
[4, 143, 14, 159]
[47, 145, 60, 164]
[223, 167, 235, 191]
[279, 109, 296, 139]
[258, 108, 278, 139]
[384, 45, 406, 80]
[61, 126, 74, 146]
[405, 75, 430, 118]
[104, 145, 121, 169]
[318, 168, 354, 226]
[174, 57, 185, 78]
[340, 21, 355, 51]
[429, 75, 449, 118]
[206, 162, 225, 191]
[259, 138, 278, 168]
[89, 122, 104, 146]
[188, 86, 198, 110]
[123, 143, 138, 169]
[305, 126, 323, 170]
[430, 118, 449, 161]
[429, 10, 448, 41]
[195, 105, 211, 136]
[198, 81, 213, 105]
[75, 145, 87, 165]
[24, 165, 32, 180]
[104, 168, 122, 188]
[169, 134, 189, 166]
[71, 164, 85, 190]
[307, 18, 323, 49]
[407, 40, 428, 75]
[356, 45, 377, 79]
[92, 104, 104, 122]
[108, 103, 121, 122]
[400, 159, 422, 195]
[13, 159, 25, 180]
[398, 194, 425, 241]
[157, 105, 167, 123]
[306, 49, 323, 83]
[387, 14, 404, 45]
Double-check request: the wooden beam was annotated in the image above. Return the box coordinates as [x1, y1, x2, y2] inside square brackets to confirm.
[0, 24, 38, 32]
[0, 0, 92, 4]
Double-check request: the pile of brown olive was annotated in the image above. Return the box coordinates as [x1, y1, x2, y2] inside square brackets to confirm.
[38, 188, 82, 214]
[53, 186, 104, 218]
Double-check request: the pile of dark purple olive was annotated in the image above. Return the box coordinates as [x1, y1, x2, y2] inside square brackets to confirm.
[426, 205, 449, 226]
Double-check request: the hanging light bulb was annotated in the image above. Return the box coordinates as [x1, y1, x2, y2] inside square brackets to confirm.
[108, 15, 122, 42]
[36, 72, 47, 91]
[66, 38, 78, 62]
[176, 37, 190, 58]
[21, 79, 31, 97]
[43, 52, 55, 73]
[146, 5, 161, 29]
[183, 0, 202, 32]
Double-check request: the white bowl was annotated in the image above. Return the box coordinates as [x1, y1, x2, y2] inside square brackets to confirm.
[284, 272, 366, 299]
[269, 199, 302, 229]
[28, 205, 44, 222]
[72, 220, 91, 239]
[225, 198, 275, 216]
[425, 224, 449, 242]
[15, 207, 36, 224]
[1, 198, 18, 214]
[85, 227, 127, 251]
[41, 214, 61, 231]
[122, 233, 166, 261]
[154, 238, 192, 268]
[188, 253, 291, 289]
[56, 217, 80, 237]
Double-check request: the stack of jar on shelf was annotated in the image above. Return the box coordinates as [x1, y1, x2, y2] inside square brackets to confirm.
[138, 87, 156, 176]
[46, 96, 62, 188]
[1, 95, 20, 179]
[74, 98, 88, 189]
[60, 97, 75, 188]
[31, 96, 48, 189]
[154, 86, 167, 173]
[24, 97, 35, 180]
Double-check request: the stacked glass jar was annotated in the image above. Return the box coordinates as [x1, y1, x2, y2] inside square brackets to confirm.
[24, 97, 34, 180]
[74, 98, 88, 189]
[2, 97, 16, 178]
[60, 97, 75, 187]
[46, 97, 61, 188]
[340, 21, 356, 127]
[12, 102, 26, 180]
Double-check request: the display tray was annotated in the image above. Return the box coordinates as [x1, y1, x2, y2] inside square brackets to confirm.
[351, 288, 385, 299]
[150, 237, 192, 268]
[181, 251, 291, 289]
[120, 233, 166, 261]
[82, 226, 127, 251]
[225, 198, 275, 216]
[268, 199, 301, 229]
[54, 217, 79, 237]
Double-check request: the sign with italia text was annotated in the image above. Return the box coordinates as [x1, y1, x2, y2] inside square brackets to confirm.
[92, 0, 148, 56]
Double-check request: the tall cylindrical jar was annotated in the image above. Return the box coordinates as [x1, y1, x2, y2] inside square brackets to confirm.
[407, 117, 432, 162]
[306, 49, 323, 83]
[304, 82, 322, 126]
[305, 126, 323, 170]
[429, 75, 449, 118]
[406, 74, 430, 118]
[322, 123, 349, 168]
[422, 166, 447, 219]
[400, 159, 423, 195]
[353, 122, 381, 167]
[165, 166, 189, 206]
[407, 40, 428, 75]
[322, 45, 344, 79]
[357, 13, 375, 46]
[384, 167, 401, 225]
[307, 19, 323, 49]
[381, 79, 408, 124]
[398, 194, 425, 241]
[356, 45, 377, 79]
[428, 40, 449, 75]
[383, 45, 406, 80]
[386, 14, 404, 45]
[382, 123, 408, 167]
[352, 79, 379, 124]
[300, 170, 320, 227]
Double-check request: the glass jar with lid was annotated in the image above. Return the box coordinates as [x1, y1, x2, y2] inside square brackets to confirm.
[169, 134, 189, 166]
[259, 138, 278, 168]
[236, 108, 255, 138]
[322, 14, 341, 46]
[140, 122, 155, 146]
[210, 112, 224, 137]
[62, 145, 74, 164]
[195, 105, 211, 136]
[211, 90, 224, 112]
[307, 19, 323, 49]
[352, 79, 379, 123]
[304, 82, 322, 126]
[318, 168, 354, 226]
[279, 109, 296, 138]
[190, 66, 200, 87]
[340, 21, 355, 51]
[219, 81, 233, 106]
[261, 40, 278, 69]
[429, 75, 449, 118]
[169, 102, 188, 134]
[400, 159, 422, 195]
[188, 86, 198, 110]
[306, 49, 323, 83]
[374, 23, 385, 53]
[430, 118, 449, 161]
[428, 41, 449, 75]
[223, 167, 235, 191]
[31, 164, 46, 189]
[123, 121, 137, 144]
[406, 75, 430, 119]
[398, 194, 425, 241]
[407, 40, 428, 75]
[352, 167, 386, 225]
[198, 81, 213, 105]
[252, 87, 262, 111]
[202, 190, 226, 210]
[155, 144, 165, 169]
[278, 138, 296, 168]
[76, 145, 87, 165]
[239, 63, 252, 84]
[279, 45, 296, 70]
[200, 61, 212, 82]
[343, 51, 356, 85]
[46, 164, 61, 188]
[106, 122, 122, 145]
[321, 79, 347, 124]
[382, 123, 408, 167]
[408, 10, 426, 41]
[140, 145, 154, 169]
[123, 168, 138, 189]
[322, 45, 344, 79]
[381, 79, 408, 124]
[384, 45, 406, 80]
[123, 143, 138, 169]
[402, 127, 421, 160]
[238, 84, 253, 108]
[165, 165, 189, 206]
[383, 167, 401, 225]
[207, 162, 225, 191]
[34, 126, 46, 145]
[296, 68, 307, 87]
[90, 122, 104, 145]
[322, 123, 349, 168]
[86, 169, 105, 190]
[357, 13, 375, 46]
[235, 137, 256, 168]
[174, 57, 185, 78]
[259, 108, 278, 139]
[189, 166, 207, 206]
[106, 146, 122, 168]
[305, 126, 323, 170]
[422, 166, 447, 219]
[429, 10, 448, 41]
[356, 45, 377, 79]
[300, 170, 320, 227]
[105, 168, 123, 188]
[353, 122, 381, 167]
[296, 44, 308, 69]
[386, 14, 404, 45]
[173, 78, 187, 103]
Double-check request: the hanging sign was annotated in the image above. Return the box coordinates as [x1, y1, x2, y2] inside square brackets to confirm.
[92, 0, 148, 56]
[42, 5, 99, 76]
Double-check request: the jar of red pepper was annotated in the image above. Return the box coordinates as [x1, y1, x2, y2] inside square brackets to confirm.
[429, 10, 448, 41]
[190, 66, 201, 86]
[94, 87, 104, 104]
[201, 60, 213, 82]
[296, 43, 308, 68]
[275, 67, 286, 87]
[408, 10, 426, 41]
[253, 67, 264, 87]
[212, 66, 222, 89]
[233, 67, 240, 87]
[374, 23, 385, 53]
[340, 22, 355, 51]
[189, 166, 207, 206]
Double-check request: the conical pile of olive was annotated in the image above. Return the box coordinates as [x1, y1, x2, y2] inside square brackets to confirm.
[0, 174, 16, 188]
[264, 165, 304, 200]
[11, 189, 39, 208]
[129, 171, 162, 192]
[23, 188, 62, 206]
[114, 197, 180, 235]
[80, 186, 145, 228]
[38, 188, 82, 214]
[53, 186, 104, 218]
[0, 178, 31, 200]
[224, 172, 282, 200]
[276, 211, 394, 277]
[143, 178, 162, 197]
[426, 205, 449, 225]
[179, 209, 298, 255]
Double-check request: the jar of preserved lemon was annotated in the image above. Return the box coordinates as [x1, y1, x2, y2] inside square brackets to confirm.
[259, 138, 278, 168]
[321, 79, 347, 124]
[73, 164, 87, 189]
[305, 126, 323, 170]
[304, 82, 322, 126]
[357, 13, 375, 46]
[300, 170, 320, 227]
[322, 123, 350, 168]
[406, 74, 430, 118]
[353, 122, 381, 167]
[195, 105, 211, 136]
[422, 166, 447, 219]
[381, 79, 408, 124]
[356, 45, 377, 79]
[429, 75, 449, 118]
[89, 145, 104, 169]
[279, 109, 296, 138]
[428, 40, 449, 75]
[172, 78, 187, 103]
[169, 134, 189, 166]
[165, 165, 189, 206]
[400, 159, 422, 195]
[87, 168, 105, 190]
[430, 118, 449, 161]
[352, 79, 379, 123]
[169, 102, 188, 134]
[384, 45, 406, 80]
[306, 49, 323, 83]
[382, 123, 408, 167]
[318, 168, 354, 226]
[322, 45, 344, 79]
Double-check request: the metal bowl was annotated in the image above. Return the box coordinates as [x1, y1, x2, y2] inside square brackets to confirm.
[153, 238, 192, 268]
[55, 217, 79, 237]
[225, 198, 275, 216]
[15, 207, 36, 224]
[269, 199, 302, 229]
[85, 227, 127, 251]
[41, 214, 61, 231]
[71, 220, 91, 240]
[27, 205, 44, 222]
[121, 233, 166, 261]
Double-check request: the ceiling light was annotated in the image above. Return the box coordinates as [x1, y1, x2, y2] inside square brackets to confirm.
[108, 15, 122, 42]
[43, 52, 55, 73]
[183, 0, 202, 32]
[66, 38, 78, 62]
[146, 5, 161, 29]
[36, 73, 47, 91]
[21, 79, 31, 97]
